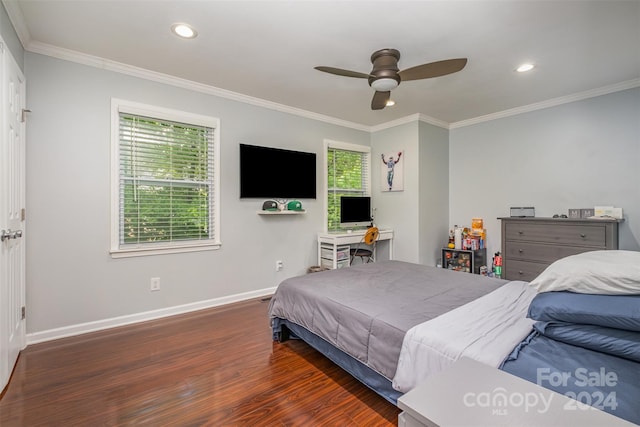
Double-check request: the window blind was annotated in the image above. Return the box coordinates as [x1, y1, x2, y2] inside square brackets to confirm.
[327, 146, 370, 230]
[118, 113, 215, 246]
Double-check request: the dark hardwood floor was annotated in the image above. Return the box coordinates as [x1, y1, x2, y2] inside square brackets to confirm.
[0, 297, 400, 426]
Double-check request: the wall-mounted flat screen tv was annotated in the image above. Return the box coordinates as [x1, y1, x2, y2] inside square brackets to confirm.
[239, 143, 317, 199]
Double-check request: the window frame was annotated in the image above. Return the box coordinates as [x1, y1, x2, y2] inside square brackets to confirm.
[110, 99, 221, 258]
[323, 139, 371, 232]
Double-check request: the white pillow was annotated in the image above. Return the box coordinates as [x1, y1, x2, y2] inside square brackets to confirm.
[529, 250, 640, 295]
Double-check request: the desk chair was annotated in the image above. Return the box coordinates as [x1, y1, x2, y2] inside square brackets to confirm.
[350, 226, 380, 265]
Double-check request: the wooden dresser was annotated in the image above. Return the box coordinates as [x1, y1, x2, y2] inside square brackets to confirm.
[499, 217, 620, 282]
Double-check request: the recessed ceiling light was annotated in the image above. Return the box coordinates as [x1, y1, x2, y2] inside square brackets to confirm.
[516, 63, 535, 73]
[385, 99, 396, 107]
[171, 23, 198, 39]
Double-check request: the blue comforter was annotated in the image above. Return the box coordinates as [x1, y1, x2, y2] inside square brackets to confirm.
[500, 291, 640, 425]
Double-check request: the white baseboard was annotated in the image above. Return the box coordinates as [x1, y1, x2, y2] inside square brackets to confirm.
[26, 287, 277, 345]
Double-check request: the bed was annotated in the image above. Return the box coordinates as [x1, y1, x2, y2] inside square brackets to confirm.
[268, 251, 640, 425]
[268, 260, 528, 402]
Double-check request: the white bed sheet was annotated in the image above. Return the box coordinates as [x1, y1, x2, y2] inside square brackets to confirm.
[392, 280, 538, 393]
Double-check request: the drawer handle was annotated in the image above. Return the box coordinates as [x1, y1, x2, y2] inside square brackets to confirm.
[580, 234, 586, 238]
[518, 271, 524, 275]
[518, 249, 524, 253]
[518, 231, 524, 235]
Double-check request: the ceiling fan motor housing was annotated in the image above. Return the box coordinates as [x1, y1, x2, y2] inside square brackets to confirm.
[368, 49, 401, 90]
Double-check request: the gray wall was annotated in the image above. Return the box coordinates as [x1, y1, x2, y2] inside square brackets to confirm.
[418, 121, 449, 266]
[21, 38, 640, 338]
[0, 2, 23, 71]
[369, 120, 450, 266]
[371, 122, 421, 263]
[24, 52, 370, 335]
[449, 88, 640, 260]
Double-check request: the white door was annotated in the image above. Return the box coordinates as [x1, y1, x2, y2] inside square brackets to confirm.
[0, 40, 26, 392]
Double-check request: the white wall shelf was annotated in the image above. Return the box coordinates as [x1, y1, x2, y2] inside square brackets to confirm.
[257, 210, 306, 215]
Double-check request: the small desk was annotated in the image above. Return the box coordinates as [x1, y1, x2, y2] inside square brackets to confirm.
[317, 229, 393, 269]
[398, 357, 635, 427]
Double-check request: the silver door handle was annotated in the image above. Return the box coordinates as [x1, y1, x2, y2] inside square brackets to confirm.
[1, 229, 23, 241]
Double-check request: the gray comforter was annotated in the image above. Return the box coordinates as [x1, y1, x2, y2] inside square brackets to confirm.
[268, 260, 506, 380]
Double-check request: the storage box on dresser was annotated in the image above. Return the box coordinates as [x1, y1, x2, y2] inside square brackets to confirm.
[499, 217, 621, 282]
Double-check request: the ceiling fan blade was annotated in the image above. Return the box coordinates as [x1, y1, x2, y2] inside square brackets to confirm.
[371, 91, 390, 110]
[314, 66, 371, 79]
[398, 58, 468, 81]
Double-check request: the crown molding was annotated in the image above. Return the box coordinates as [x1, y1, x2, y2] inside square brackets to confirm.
[418, 113, 450, 130]
[25, 40, 372, 132]
[369, 113, 420, 133]
[369, 113, 450, 133]
[450, 78, 640, 129]
[30, 38, 444, 134]
[13, 26, 639, 134]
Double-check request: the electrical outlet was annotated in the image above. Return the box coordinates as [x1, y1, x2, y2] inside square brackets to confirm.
[150, 277, 161, 291]
[275, 260, 283, 271]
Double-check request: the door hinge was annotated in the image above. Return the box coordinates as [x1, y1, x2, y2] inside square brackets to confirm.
[21, 306, 26, 320]
[21, 109, 31, 123]
[21, 208, 26, 221]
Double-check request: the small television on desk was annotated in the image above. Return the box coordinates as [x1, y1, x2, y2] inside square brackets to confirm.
[340, 196, 372, 228]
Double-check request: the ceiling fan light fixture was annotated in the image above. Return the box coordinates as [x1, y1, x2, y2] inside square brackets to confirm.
[171, 23, 198, 39]
[371, 78, 399, 92]
[516, 63, 535, 73]
[314, 49, 467, 110]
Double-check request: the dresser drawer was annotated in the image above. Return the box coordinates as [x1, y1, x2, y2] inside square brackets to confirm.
[504, 222, 607, 248]
[500, 218, 620, 284]
[504, 259, 548, 282]
[503, 242, 592, 264]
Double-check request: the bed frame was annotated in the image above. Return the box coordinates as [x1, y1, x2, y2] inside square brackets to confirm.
[272, 317, 402, 404]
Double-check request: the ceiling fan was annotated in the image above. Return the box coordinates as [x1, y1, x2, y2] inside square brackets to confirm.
[314, 49, 467, 110]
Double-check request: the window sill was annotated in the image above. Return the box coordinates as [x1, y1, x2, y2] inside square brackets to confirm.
[110, 241, 221, 258]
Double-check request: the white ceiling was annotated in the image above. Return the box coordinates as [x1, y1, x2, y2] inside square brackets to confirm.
[5, 0, 640, 128]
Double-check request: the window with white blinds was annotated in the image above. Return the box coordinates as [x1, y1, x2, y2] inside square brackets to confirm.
[326, 141, 371, 231]
[111, 100, 220, 256]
